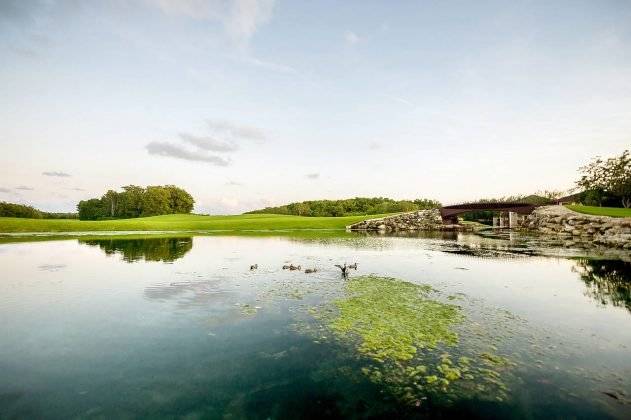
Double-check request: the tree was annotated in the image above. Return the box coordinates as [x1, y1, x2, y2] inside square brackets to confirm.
[164, 185, 195, 214]
[118, 185, 145, 218]
[0, 201, 43, 218]
[141, 186, 171, 216]
[577, 150, 631, 208]
[102, 190, 118, 218]
[78, 198, 105, 220]
[77, 185, 195, 220]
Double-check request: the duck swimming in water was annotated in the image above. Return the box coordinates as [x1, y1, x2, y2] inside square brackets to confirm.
[304, 268, 317, 274]
[250, 264, 258, 270]
[289, 264, 301, 271]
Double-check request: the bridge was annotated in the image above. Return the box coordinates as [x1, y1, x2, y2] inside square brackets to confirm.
[440, 202, 537, 226]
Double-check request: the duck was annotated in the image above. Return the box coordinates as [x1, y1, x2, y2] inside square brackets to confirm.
[335, 263, 349, 277]
[305, 268, 317, 274]
[282, 265, 290, 270]
[348, 263, 358, 270]
[250, 264, 258, 270]
[289, 264, 301, 271]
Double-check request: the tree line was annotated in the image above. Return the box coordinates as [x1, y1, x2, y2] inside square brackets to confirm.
[78, 185, 194, 220]
[246, 197, 442, 217]
[0, 202, 78, 219]
[577, 149, 631, 208]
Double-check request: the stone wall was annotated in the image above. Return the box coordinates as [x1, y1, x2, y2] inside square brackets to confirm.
[348, 209, 466, 232]
[522, 205, 631, 249]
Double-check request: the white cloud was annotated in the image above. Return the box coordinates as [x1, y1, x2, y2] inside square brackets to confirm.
[179, 133, 239, 152]
[206, 119, 268, 142]
[146, 141, 231, 165]
[42, 171, 71, 177]
[305, 173, 319, 180]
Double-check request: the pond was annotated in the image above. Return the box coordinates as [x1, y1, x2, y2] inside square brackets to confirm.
[0, 231, 630, 419]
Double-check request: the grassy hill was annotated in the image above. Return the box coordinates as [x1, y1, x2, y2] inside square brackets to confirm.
[567, 205, 631, 218]
[0, 213, 391, 234]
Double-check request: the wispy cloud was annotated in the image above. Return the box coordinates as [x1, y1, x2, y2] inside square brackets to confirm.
[207, 119, 268, 142]
[146, 141, 231, 166]
[148, 0, 275, 47]
[344, 30, 360, 46]
[305, 173, 319, 180]
[148, 119, 266, 166]
[0, 187, 11, 193]
[43, 171, 71, 177]
[70, 187, 86, 192]
[179, 133, 239, 152]
[368, 141, 381, 150]
[385, 95, 415, 107]
[232, 55, 296, 73]
[226, 180, 243, 186]
[15, 185, 34, 190]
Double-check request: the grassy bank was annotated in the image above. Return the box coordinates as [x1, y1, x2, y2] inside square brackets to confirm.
[0, 213, 391, 234]
[566, 205, 631, 218]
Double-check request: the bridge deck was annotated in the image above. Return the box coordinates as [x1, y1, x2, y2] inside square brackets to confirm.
[439, 202, 536, 221]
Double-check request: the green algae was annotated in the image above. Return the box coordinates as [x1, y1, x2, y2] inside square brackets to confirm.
[329, 276, 462, 362]
[304, 275, 515, 405]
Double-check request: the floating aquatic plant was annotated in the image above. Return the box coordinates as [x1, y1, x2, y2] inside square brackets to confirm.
[305, 275, 514, 404]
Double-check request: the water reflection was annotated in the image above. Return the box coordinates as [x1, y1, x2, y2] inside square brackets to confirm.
[573, 259, 631, 313]
[79, 237, 193, 263]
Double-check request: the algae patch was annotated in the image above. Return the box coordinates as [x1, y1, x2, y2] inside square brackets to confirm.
[306, 275, 514, 404]
[329, 276, 462, 362]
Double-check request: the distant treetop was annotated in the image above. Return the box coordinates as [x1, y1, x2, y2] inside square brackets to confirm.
[245, 197, 441, 217]
[78, 185, 194, 220]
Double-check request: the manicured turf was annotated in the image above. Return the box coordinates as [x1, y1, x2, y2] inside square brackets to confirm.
[566, 205, 631, 218]
[0, 213, 392, 233]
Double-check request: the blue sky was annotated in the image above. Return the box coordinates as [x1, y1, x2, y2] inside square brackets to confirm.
[1, 0, 630, 213]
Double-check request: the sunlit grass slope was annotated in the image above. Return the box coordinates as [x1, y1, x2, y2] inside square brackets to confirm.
[566, 205, 631, 218]
[0, 213, 391, 233]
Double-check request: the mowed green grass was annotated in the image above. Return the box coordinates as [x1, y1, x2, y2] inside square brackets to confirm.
[567, 205, 631, 218]
[0, 213, 391, 233]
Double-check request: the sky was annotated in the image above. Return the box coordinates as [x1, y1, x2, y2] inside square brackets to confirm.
[1, 0, 630, 214]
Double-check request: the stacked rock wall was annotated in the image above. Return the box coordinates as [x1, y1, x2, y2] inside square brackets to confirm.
[522, 206, 631, 249]
[348, 209, 464, 232]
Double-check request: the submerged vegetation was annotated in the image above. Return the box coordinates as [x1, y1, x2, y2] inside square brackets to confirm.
[303, 276, 514, 405]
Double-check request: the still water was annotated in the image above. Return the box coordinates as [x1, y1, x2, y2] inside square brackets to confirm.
[1, 232, 630, 419]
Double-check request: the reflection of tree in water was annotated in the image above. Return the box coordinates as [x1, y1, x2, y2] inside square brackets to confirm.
[573, 259, 631, 313]
[80, 237, 193, 263]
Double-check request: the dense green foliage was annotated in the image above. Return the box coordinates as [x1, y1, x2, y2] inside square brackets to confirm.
[0, 202, 78, 219]
[0, 201, 43, 219]
[78, 185, 194, 220]
[577, 150, 631, 207]
[246, 197, 441, 217]
[567, 205, 631, 218]
[0, 213, 391, 233]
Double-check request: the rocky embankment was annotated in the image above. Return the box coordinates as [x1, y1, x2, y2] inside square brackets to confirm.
[348, 209, 467, 232]
[523, 206, 631, 249]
